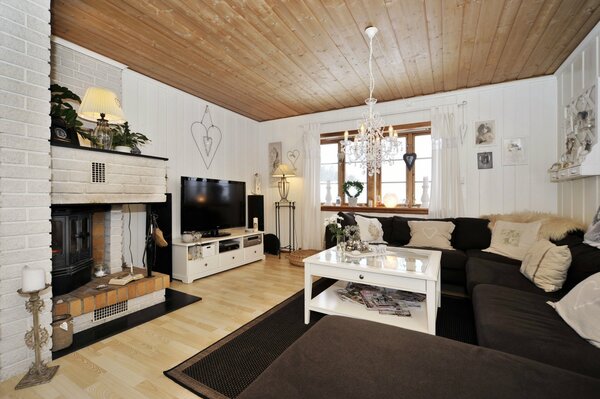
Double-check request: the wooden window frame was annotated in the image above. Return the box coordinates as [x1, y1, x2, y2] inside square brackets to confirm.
[320, 121, 431, 215]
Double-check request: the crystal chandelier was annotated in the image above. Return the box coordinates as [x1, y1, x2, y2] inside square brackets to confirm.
[341, 26, 400, 176]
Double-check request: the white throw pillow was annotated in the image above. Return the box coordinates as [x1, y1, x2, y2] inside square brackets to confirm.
[520, 239, 572, 292]
[548, 272, 600, 348]
[355, 215, 384, 242]
[406, 221, 455, 250]
[484, 220, 542, 261]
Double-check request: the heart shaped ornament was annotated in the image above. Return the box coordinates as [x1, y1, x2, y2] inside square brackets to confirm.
[287, 149, 300, 169]
[403, 153, 417, 170]
[191, 121, 222, 169]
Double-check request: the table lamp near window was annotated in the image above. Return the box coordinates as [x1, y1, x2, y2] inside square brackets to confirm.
[272, 163, 295, 202]
[78, 87, 125, 149]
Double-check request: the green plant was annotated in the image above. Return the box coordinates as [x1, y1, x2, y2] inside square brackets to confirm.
[49, 84, 97, 145]
[111, 122, 150, 148]
[343, 181, 364, 198]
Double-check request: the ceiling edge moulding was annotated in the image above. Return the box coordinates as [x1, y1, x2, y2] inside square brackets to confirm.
[51, 36, 129, 70]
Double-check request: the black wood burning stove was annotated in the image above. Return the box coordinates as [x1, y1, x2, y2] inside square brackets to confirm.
[51, 207, 95, 296]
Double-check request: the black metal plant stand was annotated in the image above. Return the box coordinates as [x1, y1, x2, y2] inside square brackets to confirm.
[275, 201, 296, 257]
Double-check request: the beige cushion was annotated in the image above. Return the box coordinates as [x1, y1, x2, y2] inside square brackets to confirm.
[548, 272, 600, 348]
[406, 221, 455, 250]
[355, 215, 384, 242]
[484, 220, 541, 261]
[520, 239, 572, 292]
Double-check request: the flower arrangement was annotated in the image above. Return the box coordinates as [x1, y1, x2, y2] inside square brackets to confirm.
[324, 215, 344, 243]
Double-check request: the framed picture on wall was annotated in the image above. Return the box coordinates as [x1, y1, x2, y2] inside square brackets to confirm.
[477, 152, 493, 169]
[475, 120, 495, 145]
[268, 142, 282, 175]
[503, 138, 528, 165]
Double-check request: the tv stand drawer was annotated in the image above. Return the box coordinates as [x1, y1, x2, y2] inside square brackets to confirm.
[219, 248, 244, 268]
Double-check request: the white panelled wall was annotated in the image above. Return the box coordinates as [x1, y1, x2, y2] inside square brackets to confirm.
[259, 77, 557, 247]
[555, 23, 600, 224]
[122, 70, 260, 264]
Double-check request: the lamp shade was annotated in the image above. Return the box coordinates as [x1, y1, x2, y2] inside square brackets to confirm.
[272, 163, 296, 177]
[78, 87, 125, 123]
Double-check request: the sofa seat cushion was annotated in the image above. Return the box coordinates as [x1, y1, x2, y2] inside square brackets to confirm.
[466, 256, 563, 299]
[473, 284, 600, 379]
[238, 316, 600, 399]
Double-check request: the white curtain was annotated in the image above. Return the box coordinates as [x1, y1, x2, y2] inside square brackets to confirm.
[301, 122, 322, 249]
[429, 105, 464, 218]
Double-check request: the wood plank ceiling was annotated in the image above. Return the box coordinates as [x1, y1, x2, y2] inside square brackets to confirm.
[51, 0, 600, 121]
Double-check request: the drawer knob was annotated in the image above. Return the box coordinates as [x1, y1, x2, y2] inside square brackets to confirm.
[359, 274, 364, 280]
[204, 263, 208, 267]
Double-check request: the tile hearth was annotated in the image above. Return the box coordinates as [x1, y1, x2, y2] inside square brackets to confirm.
[52, 268, 169, 332]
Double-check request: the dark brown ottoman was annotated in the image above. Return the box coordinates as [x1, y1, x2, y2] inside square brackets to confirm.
[238, 316, 600, 399]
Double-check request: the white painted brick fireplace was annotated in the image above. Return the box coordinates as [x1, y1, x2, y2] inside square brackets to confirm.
[0, 0, 53, 381]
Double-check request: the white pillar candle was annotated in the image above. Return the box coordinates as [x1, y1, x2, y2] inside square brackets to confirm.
[253, 217, 259, 232]
[22, 266, 46, 292]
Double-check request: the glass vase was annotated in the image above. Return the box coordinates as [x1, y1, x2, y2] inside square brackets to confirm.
[336, 235, 345, 253]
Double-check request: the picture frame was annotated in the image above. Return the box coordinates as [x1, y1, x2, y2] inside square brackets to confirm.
[477, 152, 493, 169]
[268, 142, 282, 175]
[503, 137, 528, 165]
[50, 122, 80, 147]
[475, 120, 496, 146]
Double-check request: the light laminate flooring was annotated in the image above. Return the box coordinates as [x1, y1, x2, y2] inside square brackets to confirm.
[0, 255, 304, 399]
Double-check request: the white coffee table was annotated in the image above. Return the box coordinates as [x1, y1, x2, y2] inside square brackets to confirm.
[304, 247, 441, 334]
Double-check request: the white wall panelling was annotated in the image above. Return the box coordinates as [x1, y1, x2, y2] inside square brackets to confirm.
[555, 22, 600, 224]
[122, 70, 261, 264]
[259, 77, 558, 246]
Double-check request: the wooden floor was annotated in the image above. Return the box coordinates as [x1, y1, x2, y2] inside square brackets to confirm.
[0, 255, 304, 399]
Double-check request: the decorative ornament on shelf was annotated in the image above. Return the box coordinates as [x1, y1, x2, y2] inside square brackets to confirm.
[340, 26, 401, 177]
[382, 193, 398, 208]
[191, 105, 222, 169]
[252, 173, 262, 195]
[343, 180, 364, 207]
[421, 176, 430, 208]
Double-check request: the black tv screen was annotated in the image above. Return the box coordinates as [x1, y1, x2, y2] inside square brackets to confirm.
[181, 177, 246, 233]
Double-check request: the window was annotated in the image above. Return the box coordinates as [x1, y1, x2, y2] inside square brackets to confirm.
[320, 122, 431, 212]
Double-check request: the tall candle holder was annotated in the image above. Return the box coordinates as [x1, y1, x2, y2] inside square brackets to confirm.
[15, 284, 58, 390]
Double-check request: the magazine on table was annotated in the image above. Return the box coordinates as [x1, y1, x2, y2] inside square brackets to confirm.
[334, 282, 424, 317]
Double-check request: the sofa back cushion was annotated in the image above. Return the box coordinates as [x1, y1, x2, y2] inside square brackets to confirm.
[451, 217, 492, 250]
[552, 232, 600, 291]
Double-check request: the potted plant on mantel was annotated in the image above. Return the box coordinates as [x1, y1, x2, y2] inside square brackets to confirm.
[111, 122, 151, 154]
[49, 84, 97, 146]
[343, 180, 364, 207]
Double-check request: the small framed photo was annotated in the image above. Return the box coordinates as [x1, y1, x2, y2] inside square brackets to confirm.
[50, 124, 79, 147]
[477, 152, 493, 169]
[503, 138, 528, 165]
[475, 120, 495, 145]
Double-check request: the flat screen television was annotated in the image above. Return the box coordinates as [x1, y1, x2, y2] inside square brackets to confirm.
[181, 177, 246, 236]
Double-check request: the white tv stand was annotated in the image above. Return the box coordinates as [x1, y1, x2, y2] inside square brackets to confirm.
[172, 228, 265, 283]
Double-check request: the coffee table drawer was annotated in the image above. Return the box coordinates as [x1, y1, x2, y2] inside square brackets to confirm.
[309, 264, 427, 293]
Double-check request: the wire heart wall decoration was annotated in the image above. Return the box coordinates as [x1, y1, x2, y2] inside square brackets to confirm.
[190, 105, 222, 169]
[286, 149, 300, 170]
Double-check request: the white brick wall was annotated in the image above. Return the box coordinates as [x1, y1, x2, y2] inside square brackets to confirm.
[50, 42, 122, 100]
[0, 0, 52, 381]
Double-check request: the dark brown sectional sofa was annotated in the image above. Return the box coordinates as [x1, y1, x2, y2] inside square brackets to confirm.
[238, 212, 600, 398]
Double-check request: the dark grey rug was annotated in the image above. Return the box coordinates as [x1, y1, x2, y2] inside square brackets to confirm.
[164, 279, 476, 399]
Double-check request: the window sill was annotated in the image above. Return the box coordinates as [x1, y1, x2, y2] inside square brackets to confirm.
[320, 205, 428, 215]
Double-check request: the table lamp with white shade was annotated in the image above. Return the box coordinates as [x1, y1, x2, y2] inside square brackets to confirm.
[272, 163, 296, 202]
[77, 87, 125, 150]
